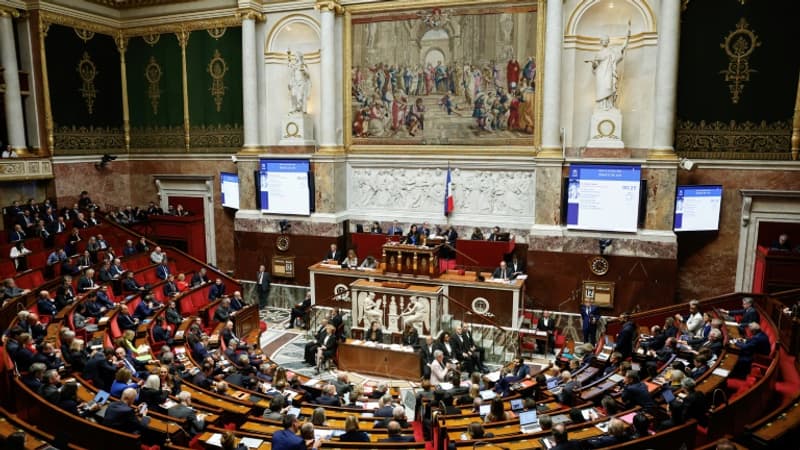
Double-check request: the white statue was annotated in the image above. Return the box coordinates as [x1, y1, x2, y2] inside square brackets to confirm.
[288, 50, 310, 114]
[362, 292, 384, 328]
[400, 296, 430, 332]
[585, 22, 630, 111]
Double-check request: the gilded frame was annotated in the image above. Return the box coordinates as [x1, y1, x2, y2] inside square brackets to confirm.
[343, 0, 543, 155]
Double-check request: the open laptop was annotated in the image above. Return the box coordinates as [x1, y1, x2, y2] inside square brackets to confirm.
[546, 377, 560, 390]
[510, 398, 524, 412]
[479, 404, 491, 417]
[519, 409, 540, 433]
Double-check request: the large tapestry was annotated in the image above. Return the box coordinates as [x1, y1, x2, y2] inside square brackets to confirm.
[350, 3, 538, 147]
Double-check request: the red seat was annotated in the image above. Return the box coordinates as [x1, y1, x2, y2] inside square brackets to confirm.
[109, 314, 123, 340]
[179, 295, 196, 316]
[126, 297, 141, 316]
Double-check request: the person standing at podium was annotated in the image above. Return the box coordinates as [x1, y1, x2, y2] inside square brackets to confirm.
[580, 298, 601, 345]
[487, 226, 502, 241]
[492, 261, 513, 280]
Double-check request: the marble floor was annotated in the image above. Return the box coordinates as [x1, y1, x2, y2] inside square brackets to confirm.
[257, 307, 558, 387]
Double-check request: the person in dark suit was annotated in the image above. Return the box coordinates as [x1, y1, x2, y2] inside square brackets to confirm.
[77, 269, 98, 293]
[581, 298, 601, 345]
[452, 325, 479, 373]
[614, 313, 637, 359]
[213, 298, 233, 323]
[209, 279, 226, 301]
[365, 321, 383, 342]
[152, 316, 173, 345]
[304, 320, 328, 365]
[117, 309, 139, 331]
[699, 328, 724, 357]
[386, 221, 403, 236]
[487, 226, 502, 241]
[681, 377, 708, 426]
[403, 224, 421, 245]
[621, 370, 655, 412]
[95, 285, 115, 309]
[378, 421, 415, 442]
[585, 418, 629, 448]
[163, 274, 179, 298]
[324, 243, 342, 262]
[230, 291, 245, 311]
[721, 297, 760, 335]
[256, 265, 271, 307]
[374, 406, 410, 429]
[191, 268, 209, 287]
[733, 322, 771, 377]
[272, 414, 320, 450]
[315, 325, 338, 373]
[315, 384, 341, 406]
[168, 391, 207, 436]
[102, 388, 150, 434]
[537, 310, 556, 354]
[8, 224, 26, 242]
[339, 415, 370, 442]
[37, 292, 58, 316]
[83, 348, 118, 391]
[492, 261, 513, 280]
[122, 271, 146, 296]
[155, 261, 170, 281]
[550, 423, 583, 450]
[134, 297, 157, 321]
[288, 292, 312, 329]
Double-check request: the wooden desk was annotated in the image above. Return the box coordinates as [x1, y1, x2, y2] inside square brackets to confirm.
[750, 397, 800, 446]
[234, 304, 260, 338]
[337, 339, 420, 379]
[454, 239, 515, 269]
[382, 243, 441, 278]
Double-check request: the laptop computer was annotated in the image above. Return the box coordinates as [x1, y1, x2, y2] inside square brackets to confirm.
[510, 398, 524, 412]
[87, 390, 110, 408]
[479, 404, 491, 417]
[519, 410, 540, 433]
[546, 378, 559, 390]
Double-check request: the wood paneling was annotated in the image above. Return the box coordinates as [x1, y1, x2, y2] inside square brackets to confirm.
[527, 250, 678, 316]
[235, 231, 343, 285]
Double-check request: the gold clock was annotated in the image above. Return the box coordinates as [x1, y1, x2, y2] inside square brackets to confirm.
[589, 256, 610, 276]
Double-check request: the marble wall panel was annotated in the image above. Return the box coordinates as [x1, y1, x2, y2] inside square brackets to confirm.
[644, 166, 678, 231]
[534, 164, 562, 226]
[676, 167, 800, 300]
[528, 234, 677, 259]
[237, 160, 258, 210]
[53, 160, 132, 211]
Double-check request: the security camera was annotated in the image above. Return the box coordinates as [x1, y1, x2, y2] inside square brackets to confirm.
[679, 158, 695, 171]
[231, 155, 238, 164]
[598, 239, 613, 255]
[95, 154, 117, 170]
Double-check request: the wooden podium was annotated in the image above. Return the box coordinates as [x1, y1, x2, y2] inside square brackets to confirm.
[382, 243, 441, 278]
[232, 304, 259, 338]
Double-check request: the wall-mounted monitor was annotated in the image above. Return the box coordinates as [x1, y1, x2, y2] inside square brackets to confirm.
[566, 164, 642, 233]
[674, 185, 722, 232]
[258, 159, 313, 216]
[220, 172, 240, 210]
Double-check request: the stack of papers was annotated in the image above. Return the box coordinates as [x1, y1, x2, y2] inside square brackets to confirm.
[240, 437, 264, 449]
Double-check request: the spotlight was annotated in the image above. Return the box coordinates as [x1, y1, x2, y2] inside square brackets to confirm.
[95, 154, 117, 170]
[598, 239, 613, 255]
[679, 158, 695, 171]
[279, 220, 291, 233]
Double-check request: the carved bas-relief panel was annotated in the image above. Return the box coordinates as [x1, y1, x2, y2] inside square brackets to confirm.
[347, 166, 535, 226]
[350, 281, 443, 337]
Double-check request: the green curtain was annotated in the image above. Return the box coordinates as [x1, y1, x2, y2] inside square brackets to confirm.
[46, 24, 123, 151]
[186, 27, 243, 150]
[126, 34, 184, 150]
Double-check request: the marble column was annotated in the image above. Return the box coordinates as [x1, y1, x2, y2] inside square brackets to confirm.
[650, 0, 680, 158]
[318, 2, 338, 148]
[241, 13, 259, 149]
[539, 0, 563, 155]
[0, 9, 27, 151]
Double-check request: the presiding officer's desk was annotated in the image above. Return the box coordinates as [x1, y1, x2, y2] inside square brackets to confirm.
[309, 263, 525, 329]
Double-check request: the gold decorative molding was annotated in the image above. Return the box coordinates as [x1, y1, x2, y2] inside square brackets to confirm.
[77, 52, 98, 115]
[0, 159, 54, 181]
[207, 49, 228, 113]
[122, 16, 243, 38]
[130, 125, 184, 150]
[189, 124, 243, 150]
[675, 119, 792, 160]
[0, 6, 20, 18]
[145, 56, 163, 115]
[315, 0, 344, 15]
[792, 69, 800, 161]
[142, 33, 160, 46]
[177, 27, 190, 152]
[38, 15, 54, 154]
[54, 125, 125, 150]
[40, 11, 117, 37]
[116, 31, 131, 151]
[720, 18, 760, 104]
[74, 28, 95, 42]
[207, 27, 226, 39]
[236, 8, 265, 22]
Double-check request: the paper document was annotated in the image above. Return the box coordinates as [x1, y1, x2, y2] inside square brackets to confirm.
[240, 438, 264, 448]
[206, 433, 223, 447]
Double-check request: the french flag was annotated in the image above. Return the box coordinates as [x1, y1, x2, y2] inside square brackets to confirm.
[444, 167, 454, 216]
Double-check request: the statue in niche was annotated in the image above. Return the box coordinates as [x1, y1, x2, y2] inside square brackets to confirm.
[288, 50, 310, 114]
[401, 296, 430, 333]
[585, 21, 630, 111]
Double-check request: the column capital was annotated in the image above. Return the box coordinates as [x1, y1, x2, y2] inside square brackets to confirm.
[236, 8, 264, 22]
[0, 6, 20, 18]
[114, 31, 129, 54]
[315, 0, 344, 15]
